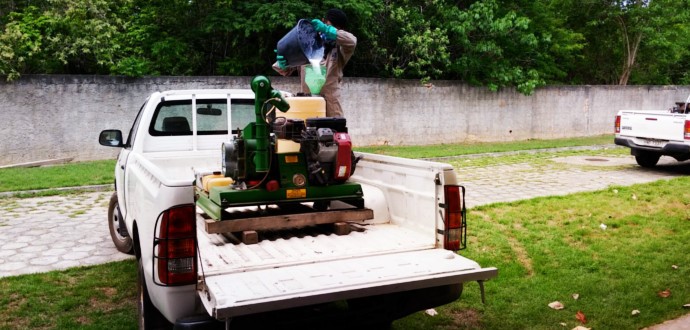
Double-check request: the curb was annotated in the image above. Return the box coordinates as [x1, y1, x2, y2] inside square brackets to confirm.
[0, 184, 113, 199]
[422, 144, 621, 162]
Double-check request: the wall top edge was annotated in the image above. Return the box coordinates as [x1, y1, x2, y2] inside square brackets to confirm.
[1, 74, 688, 92]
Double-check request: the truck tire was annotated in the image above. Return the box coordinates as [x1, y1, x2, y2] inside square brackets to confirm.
[138, 260, 172, 329]
[635, 151, 661, 168]
[108, 192, 134, 254]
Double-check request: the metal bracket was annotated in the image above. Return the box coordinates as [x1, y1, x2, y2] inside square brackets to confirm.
[478, 280, 486, 304]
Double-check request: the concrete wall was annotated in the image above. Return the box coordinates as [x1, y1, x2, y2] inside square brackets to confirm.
[1, 75, 689, 166]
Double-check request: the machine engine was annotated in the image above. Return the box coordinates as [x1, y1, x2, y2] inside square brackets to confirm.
[289, 118, 356, 185]
[222, 115, 358, 188]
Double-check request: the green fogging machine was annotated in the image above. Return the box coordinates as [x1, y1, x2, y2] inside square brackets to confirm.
[196, 76, 364, 221]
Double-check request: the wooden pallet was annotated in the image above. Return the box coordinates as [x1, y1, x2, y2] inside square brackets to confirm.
[203, 206, 374, 244]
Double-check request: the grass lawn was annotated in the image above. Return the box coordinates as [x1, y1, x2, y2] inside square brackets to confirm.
[394, 177, 690, 329]
[1, 177, 688, 329]
[0, 260, 137, 329]
[355, 134, 614, 159]
[0, 160, 115, 193]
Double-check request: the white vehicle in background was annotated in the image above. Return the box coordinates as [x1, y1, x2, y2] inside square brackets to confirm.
[615, 94, 690, 167]
[99, 84, 497, 329]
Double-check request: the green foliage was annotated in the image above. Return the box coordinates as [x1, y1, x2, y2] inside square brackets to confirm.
[0, 0, 129, 81]
[1, 0, 689, 91]
[385, 1, 451, 80]
[557, 0, 690, 85]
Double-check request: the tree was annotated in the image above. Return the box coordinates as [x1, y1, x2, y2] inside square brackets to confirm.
[4, 0, 686, 91]
[440, 0, 583, 94]
[556, 0, 690, 85]
[0, 0, 130, 80]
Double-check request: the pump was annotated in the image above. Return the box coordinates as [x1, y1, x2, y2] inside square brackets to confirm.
[196, 76, 364, 222]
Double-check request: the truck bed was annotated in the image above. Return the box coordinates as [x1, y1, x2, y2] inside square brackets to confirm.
[197, 218, 434, 276]
[197, 217, 493, 319]
[194, 153, 497, 320]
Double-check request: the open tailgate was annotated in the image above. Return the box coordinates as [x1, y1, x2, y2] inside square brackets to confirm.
[198, 249, 497, 320]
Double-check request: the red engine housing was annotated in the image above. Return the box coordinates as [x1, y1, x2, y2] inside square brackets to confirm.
[334, 132, 352, 181]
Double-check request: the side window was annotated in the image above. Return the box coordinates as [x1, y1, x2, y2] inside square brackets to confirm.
[125, 101, 147, 148]
[149, 99, 255, 136]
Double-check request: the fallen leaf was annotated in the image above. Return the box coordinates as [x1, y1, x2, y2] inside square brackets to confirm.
[613, 189, 619, 194]
[683, 304, 690, 309]
[571, 326, 591, 330]
[576, 310, 587, 324]
[549, 301, 565, 310]
[425, 308, 438, 316]
[560, 322, 567, 327]
[658, 289, 671, 298]
[672, 265, 679, 270]
[632, 194, 637, 200]
[600, 223, 607, 230]
[632, 309, 640, 316]
[572, 293, 580, 300]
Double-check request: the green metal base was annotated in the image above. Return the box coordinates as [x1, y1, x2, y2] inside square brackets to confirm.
[196, 182, 364, 221]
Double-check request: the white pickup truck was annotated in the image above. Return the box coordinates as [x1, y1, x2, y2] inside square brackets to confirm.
[615, 95, 690, 167]
[98, 81, 497, 329]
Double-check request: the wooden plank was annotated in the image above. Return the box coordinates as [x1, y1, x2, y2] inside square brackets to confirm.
[333, 222, 351, 236]
[241, 231, 259, 245]
[205, 208, 374, 234]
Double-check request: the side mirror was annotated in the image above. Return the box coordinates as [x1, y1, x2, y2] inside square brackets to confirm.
[99, 130, 124, 147]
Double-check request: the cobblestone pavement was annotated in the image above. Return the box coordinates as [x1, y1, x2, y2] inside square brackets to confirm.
[0, 191, 132, 277]
[457, 154, 690, 208]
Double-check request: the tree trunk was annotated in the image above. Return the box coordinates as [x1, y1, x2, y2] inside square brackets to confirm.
[619, 32, 642, 85]
[616, 1, 646, 86]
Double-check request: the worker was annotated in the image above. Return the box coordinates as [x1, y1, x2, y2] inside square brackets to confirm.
[273, 9, 357, 117]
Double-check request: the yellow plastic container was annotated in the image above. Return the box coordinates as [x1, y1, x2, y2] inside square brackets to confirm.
[284, 96, 326, 120]
[202, 174, 233, 192]
[276, 139, 301, 154]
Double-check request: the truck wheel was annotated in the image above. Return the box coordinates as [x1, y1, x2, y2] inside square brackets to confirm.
[635, 152, 661, 168]
[138, 260, 172, 329]
[108, 192, 134, 254]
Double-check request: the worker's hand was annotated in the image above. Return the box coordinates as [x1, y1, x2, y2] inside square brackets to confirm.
[274, 49, 287, 69]
[311, 18, 337, 40]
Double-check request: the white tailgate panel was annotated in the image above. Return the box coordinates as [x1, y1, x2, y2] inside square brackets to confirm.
[200, 249, 494, 319]
[620, 111, 686, 141]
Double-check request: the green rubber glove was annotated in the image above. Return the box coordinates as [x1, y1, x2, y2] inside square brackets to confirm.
[311, 18, 337, 40]
[274, 49, 287, 69]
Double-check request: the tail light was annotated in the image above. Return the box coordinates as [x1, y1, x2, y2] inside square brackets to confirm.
[615, 115, 621, 134]
[685, 120, 690, 140]
[154, 204, 196, 286]
[442, 185, 467, 251]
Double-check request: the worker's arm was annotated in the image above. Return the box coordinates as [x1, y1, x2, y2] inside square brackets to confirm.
[336, 30, 357, 63]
